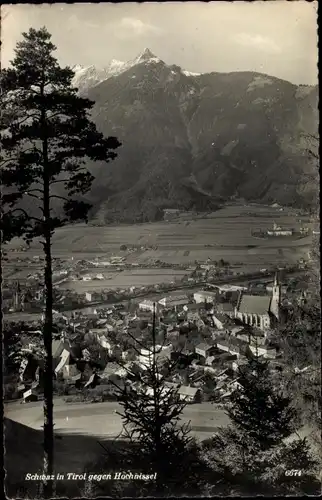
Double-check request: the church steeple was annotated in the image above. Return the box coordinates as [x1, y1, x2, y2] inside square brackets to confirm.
[273, 271, 279, 287]
[271, 271, 281, 321]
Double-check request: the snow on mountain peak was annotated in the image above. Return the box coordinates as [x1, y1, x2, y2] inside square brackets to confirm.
[139, 48, 156, 59]
[110, 59, 126, 68]
[71, 51, 202, 93]
[133, 48, 161, 65]
[182, 70, 201, 77]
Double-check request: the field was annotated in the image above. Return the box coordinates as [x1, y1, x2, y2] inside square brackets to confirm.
[5, 205, 312, 275]
[60, 269, 188, 292]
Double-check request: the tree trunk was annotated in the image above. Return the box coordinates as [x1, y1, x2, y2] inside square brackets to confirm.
[42, 228, 54, 497]
[42, 110, 54, 497]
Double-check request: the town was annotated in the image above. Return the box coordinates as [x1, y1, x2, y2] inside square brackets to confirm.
[3, 255, 313, 408]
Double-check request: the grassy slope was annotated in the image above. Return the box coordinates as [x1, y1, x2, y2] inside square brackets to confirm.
[4, 418, 121, 497]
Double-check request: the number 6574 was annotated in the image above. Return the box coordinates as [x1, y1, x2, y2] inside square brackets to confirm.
[285, 470, 302, 477]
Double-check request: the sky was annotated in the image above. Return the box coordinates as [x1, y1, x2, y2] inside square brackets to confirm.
[1, 1, 318, 85]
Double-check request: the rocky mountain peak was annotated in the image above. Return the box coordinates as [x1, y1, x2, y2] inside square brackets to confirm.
[139, 48, 156, 59]
[134, 48, 160, 65]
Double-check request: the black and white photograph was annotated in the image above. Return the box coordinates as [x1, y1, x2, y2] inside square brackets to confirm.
[1, 1, 320, 497]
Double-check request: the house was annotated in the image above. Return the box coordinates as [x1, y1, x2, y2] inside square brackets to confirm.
[230, 326, 245, 337]
[110, 256, 125, 264]
[121, 348, 137, 362]
[193, 291, 217, 304]
[187, 310, 204, 326]
[216, 303, 235, 317]
[166, 325, 180, 340]
[66, 373, 83, 388]
[195, 343, 217, 359]
[138, 299, 155, 312]
[214, 285, 248, 294]
[210, 328, 225, 340]
[96, 318, 108, 326]
[97, 341, 122, 360]
[211, 311, 236, 330]
[34, 363, 44, 387]
[19, 356, 39, 383]
[54, 349, 71, 375]
[232, 358, 248, 372]
[237, 331, 267, 346]
[170, 350, 196, 366]
[178, 385, 201, 403]
[96, 334, 112, 351]
[205, 355, 220, 368]
[23, 388, 38, 402]
[62, 364, 80, 380]
[158, 295, 189, 311]
[220, 379, 243, 399]
[84, 373, 100, 389]
[267, 222, 293, 236]
[266, 283, 288, 294]
[82, 348, 91, 361]
[138, 344, 173, 369]
[101, 362, 120, 379]
[89, 326, 111, 340]
[145, 382, 178, 398]
[204, 365, 217, 375]
[249, 345, 277, 359]
[52, 339, 72, 361]
[216, 339, 250, 359]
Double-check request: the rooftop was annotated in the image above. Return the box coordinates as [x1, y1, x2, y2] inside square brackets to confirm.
[216, 303, 234, 313]
[52, 340, 70, 359]
[195, 290, 217, 297]
[164, 294, 188, 302]
[178, 385, 199, 397]
[139, 299, 155, 305]
[237, 294, 271, 315]
[195, 342, 213, 352]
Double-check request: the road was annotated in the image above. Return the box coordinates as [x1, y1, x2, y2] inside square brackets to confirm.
[5, 399, 229, 441]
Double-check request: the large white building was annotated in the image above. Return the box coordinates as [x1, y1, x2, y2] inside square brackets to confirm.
[193, 291, 217, 304]
[214, 284, 248, 294]
[138, 345, 173, 369]
[139, 299, 155, 312]
[158, 295, 189, 310]
[267, 222, 293, 236]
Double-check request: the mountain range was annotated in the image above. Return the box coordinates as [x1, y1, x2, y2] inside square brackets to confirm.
[75, 48, 318, 223]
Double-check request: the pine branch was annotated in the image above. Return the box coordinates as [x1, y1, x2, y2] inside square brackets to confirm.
[6, 207, 43, 224]
[49, 194, 68, 202]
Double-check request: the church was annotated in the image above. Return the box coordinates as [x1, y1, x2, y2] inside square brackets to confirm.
[234, 274, 281, 330]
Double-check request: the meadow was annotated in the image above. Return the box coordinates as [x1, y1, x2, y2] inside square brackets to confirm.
[60, 269, 187, 292]
[5, 205, 312, 275]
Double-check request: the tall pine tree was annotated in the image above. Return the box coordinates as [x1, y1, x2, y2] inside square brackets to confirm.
[1, 27, 121, 497]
